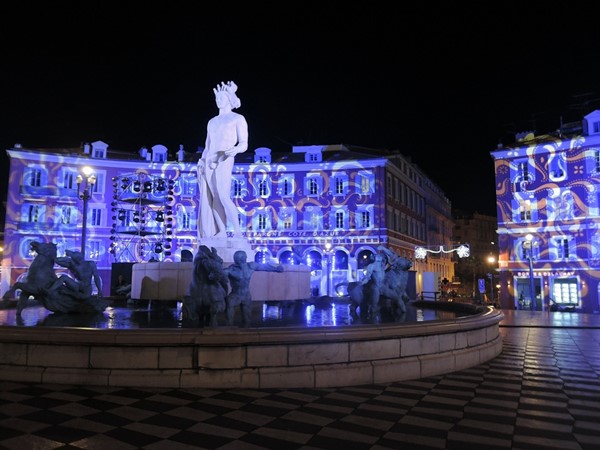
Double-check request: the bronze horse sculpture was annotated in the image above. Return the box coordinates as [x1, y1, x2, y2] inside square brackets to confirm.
[337, 246, 413, 322]
[3, 241, 107, 315]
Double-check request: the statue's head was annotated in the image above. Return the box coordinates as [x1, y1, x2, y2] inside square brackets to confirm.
[30, 241, 57, 258]
[233, 250, 247, 264]
[393, 256, 413, 271]
[66, 249, 84, 262]
[213, 81, 241, 109]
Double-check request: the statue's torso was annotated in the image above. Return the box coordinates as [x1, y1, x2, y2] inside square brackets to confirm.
[206, 112, 243, 153]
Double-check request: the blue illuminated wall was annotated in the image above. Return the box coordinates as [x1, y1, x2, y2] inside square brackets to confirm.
[1, 142, 452, 298]
[491, 110, 600, 313]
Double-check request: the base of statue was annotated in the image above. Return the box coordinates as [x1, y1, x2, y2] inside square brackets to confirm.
[197, 236, 255, 263]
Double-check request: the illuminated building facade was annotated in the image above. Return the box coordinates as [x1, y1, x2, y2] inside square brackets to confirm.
[1, 142, 454, 299]
[491, 110, 600, 313]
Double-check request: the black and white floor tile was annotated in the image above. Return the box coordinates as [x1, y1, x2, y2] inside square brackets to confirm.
[1, 316, 600, 449]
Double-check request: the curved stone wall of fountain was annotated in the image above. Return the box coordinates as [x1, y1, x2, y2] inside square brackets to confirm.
[0, 306, 503, 389]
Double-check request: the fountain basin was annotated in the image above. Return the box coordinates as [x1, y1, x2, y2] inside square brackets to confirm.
[0, 302, 503, 389]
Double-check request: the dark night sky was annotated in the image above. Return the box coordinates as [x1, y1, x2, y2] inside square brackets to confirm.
[3, 2, 600, 218]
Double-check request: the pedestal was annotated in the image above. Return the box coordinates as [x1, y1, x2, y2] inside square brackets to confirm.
[198, 237, 255, 263]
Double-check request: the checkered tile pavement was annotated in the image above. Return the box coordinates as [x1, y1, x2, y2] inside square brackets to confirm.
[1, 322, 600, 449]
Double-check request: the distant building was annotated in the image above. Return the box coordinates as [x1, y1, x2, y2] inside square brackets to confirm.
[490, 110, 600, 313]
[452, 210, 498, 298]
[1, 142, 454, 299]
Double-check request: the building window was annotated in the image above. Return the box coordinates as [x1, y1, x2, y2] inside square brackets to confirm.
[309, 178, 318, 195]
[513, 198, 537, 223]
[60, 206, 74, 225]
[252, 209, 271, 231]
[357, 210, 371, 228]
[117, 209, 133, 227]
[304, 175, 323, 197]
[555, 237, 571, 259]
[254, 176, 271, 198]
[331, 173, 348, 196]
[88, 240, 101, 260]
[89, 172, 104, 194]
[335, 177, 344, 195]
[27, 168, 43, 187]
[181, 176, 198, 198]
[303, 207, 322, 230]
[233, 179, 243, 197]
[361, 176, 370, 194]
[401, 214, 408, 233]
[520, 200, 532, 221]
[27, 205, 42, 223]
[177, 207, 193, 230]
[356, 171, 374, 195]
[31, 169, 42, 187]
[552, 278, 578, 305]
[61, 170, 78, 190]
[519, 238, 540, 260]
[258, 213, 267, 230]
[550, 236, 572, 260]
[181, 211, 191, 229]
[278, 207, 295, 230]
[335, 210, 344, 229]
[258, 180, 268, 197]
[518, 161, 529, 179]
[282, 178, 292, 196]
[90, 207, 102, 226]
[513, 158, 534, 192]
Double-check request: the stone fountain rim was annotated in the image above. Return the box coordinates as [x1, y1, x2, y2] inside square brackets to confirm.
[0, 305, 503, 347]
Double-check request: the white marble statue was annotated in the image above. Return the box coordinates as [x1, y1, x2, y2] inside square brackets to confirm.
[197, 81, 248, 239]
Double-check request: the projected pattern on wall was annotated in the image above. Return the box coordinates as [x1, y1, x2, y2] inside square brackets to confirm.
[491, 110, 600, 313]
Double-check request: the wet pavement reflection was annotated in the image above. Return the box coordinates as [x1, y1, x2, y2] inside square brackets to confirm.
[0, 297, 467, 329]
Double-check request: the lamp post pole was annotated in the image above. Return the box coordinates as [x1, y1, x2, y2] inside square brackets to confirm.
[525, 233, 537, 311]
[324, 242, 333, 298]
[77, 167, 96, 257]
[487, 255, 496, 306]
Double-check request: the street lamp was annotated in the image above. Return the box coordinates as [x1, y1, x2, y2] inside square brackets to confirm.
[487, 255, 496, 306]
[77, 166, 97, 257]
[524, 233, 537, 311]
[324, 242, 334, 297]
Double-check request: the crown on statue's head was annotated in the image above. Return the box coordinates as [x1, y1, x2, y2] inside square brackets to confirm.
[214, 81, 237, 94]
[213, 81, 241, 109]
